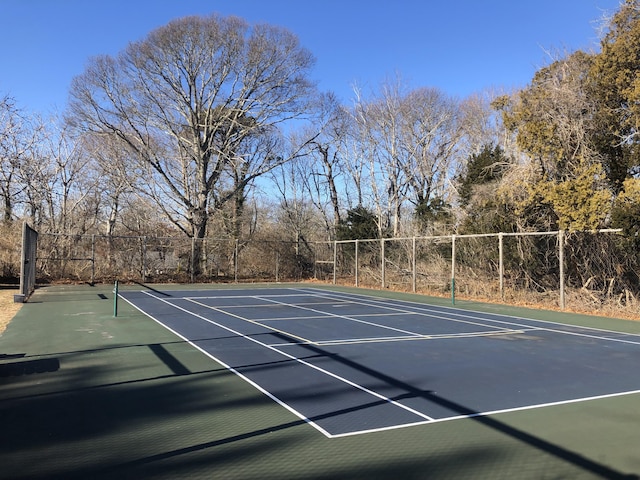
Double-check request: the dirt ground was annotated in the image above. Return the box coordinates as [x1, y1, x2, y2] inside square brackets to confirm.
[0, 289, 22, 335]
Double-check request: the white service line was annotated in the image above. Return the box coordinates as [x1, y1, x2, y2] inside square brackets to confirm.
[119, 289, 640, 439]
[257, 295, 439, 339]
[120, 292, 332, 437]
[329, 386, 640, 438]
[146, 291, 437, 429]
[293, 289, 523, 333]
[299, 288, 640, 346]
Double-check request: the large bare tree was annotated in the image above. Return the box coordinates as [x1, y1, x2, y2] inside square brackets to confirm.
[350, 80, 461, 236]
[68, 15, 317, 273]
[0, 95, 43, 223]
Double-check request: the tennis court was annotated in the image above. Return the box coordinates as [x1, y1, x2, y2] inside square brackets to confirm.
[2, 283, 640, 479]
[120, 286, 640, 439]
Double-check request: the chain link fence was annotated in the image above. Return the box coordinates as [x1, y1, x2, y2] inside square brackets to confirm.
[31, 229, 639, 317]
[36, 233, 318, 285]
[313, 229, 638, 317]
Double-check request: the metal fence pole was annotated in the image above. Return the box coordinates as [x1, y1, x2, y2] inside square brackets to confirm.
[332, 240, 337, 285]
[451, 234, 456, 305]
[559, 230, 565, 310]
[142, 236, 147, 283]
[499, 232, 504, 300]
[412, 236, 417, 293]
[234, 239, 239, 283]
[355, 239, 359, 287]
[381, 238, 386, 289]
[91, 234, 96, 286]
[190, 237, 195, 283]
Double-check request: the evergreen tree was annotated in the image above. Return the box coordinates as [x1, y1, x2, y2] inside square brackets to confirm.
[336, 205, 382, 240]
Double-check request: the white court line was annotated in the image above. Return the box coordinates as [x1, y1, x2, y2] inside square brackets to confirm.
[191, 290, 529, 345]
[218, 300, 354, 309]
[120, 292, 332, 437]
[329, 387, 640, 438]
[261, 312, 422, 321]
[311, 329, 530, 347]
[185, 297, 314, 345]
[256, 294, 484, 340]
[299, 288, 640, 347]
[188, 295, 517, 346]
[120, 290, 640, 439]
[289, 289, 523, 334]
[150, 293, 437, 427]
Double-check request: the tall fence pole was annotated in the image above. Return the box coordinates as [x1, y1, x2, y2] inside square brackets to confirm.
[190, 237, 195, 283]
[451, 234, 456, 305]
[91, 234, 96, 286]
[498, 233, 504, 300]
[355, 239, 359, 287]
[141, 236, 147, 283]
[559, 230, 565, 310]
[412, 236, 417, 293]
[234, 239, 239, 283]
[381, 238, 386, 289]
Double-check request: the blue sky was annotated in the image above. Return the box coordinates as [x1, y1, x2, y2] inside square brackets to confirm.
[0, 0, 621, 114]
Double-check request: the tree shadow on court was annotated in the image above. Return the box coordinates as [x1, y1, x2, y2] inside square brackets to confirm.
[3, 285, 639, 480]
[0, 353, 560, 480]
[282, 335, 639, 480]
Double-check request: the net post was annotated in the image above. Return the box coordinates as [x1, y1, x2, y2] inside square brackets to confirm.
[113, 280, 119, 317]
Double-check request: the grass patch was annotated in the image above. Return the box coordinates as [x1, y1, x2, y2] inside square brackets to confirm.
[0, 288, 22, 334]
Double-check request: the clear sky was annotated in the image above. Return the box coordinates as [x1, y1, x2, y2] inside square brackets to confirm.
[0, 0, 621, 115]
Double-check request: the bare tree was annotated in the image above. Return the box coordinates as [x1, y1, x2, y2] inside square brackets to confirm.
[40, 124, 97, 233]
[398, 87, 461, 223]
[351, 80, 408, 237]
[68, 15, 317, 274]
[349, 80, 462, 236]
[0, 95, 43, 223]
[79, 133, 136, 236]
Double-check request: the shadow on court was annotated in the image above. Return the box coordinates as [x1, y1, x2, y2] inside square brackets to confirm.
[286, 336, 638, 480]
[1, 283, 639, 479]
[0, 357, 60, 377]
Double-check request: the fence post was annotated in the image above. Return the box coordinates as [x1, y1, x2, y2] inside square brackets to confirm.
[141, 236, 147, 283]
[559, 230, 565, 310]
[381, 238, 386, 289]
[499, 232, 504, 300]
[355, 239, 359, 287]
[412, 236, 417, 293]
[451, 234, 456, 305]
[234, 239, 239, 283]
[190, 237, 195, 283]
[91, 234, 96, 286]
[332, 240, 337, 285]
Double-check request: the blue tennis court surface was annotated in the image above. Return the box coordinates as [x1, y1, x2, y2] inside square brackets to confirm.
[120, 287, 640, 438]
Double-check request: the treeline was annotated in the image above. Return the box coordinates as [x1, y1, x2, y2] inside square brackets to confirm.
[0, 3, 639, 274]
